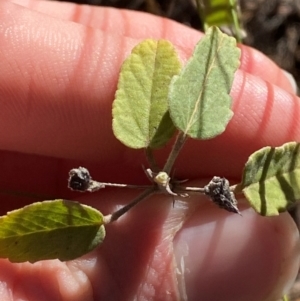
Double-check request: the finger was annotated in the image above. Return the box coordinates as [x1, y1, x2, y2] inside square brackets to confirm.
[0, 2, 299, 180]
[8, 0, 295, 92]
[0, 151, 76, 215]
[0, 186, 298, 301]
[0, 150, 144, 215]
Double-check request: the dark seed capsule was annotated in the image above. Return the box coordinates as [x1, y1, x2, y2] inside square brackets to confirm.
[204, 176, 241, 215]
[68, 167, 91, 192]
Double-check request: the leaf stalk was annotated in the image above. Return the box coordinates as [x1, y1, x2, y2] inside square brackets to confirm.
[163, 131, 187, 174]
[105, 187, 156, 223]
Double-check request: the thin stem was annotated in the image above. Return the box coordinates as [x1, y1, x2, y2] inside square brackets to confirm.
[100, 182, 151, 189]
[163, 131, 187, 174]
[176, 186, 206, 193]
[229, 0, 242, 42]
[106, 187, 156, 223]
[230, 184, 237, 191]
[87, 179, 152, 192]
[230, 183, 244, 193]
[145, 147, 160, 172]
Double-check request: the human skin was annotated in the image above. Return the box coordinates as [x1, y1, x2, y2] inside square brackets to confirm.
[0, 1, 299, 300]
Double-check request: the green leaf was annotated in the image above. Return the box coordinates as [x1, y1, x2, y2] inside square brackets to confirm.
[199, 0, 239, 27]
[0, 200, 105, 263]
[112, 39, 181, 149]
[239, 142, 300, 216]
[198, 0, 243, 42]
[168, 26, 240, 139]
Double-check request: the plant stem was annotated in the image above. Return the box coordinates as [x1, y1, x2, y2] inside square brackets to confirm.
[229, 0, 242, 42]
[100, 182, 152, 189]
[195, 0, 243, 42]
[145, 147, 160, 172]
[176, 186, 206, 193]
[163, 131, 187, 174]
[105, 187, 156, 223]
[230, 183, 244, 193]
[87, 179, 152, 192]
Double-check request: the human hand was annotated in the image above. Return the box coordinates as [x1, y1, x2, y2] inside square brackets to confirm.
[0, 1, 299, 301]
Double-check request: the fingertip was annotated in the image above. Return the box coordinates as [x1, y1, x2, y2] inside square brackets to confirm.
[240, 44, 296, 94]
[282, 70, 298, 94]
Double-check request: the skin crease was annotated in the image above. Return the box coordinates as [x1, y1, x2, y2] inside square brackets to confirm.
[0, 0, 299, 300]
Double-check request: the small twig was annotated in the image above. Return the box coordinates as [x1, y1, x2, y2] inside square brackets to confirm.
[229, 0, 243, 42]
[175, 186, 206, 194]
[230, 184, 244, 200]
[163, 132, 187, 174]
[145, 147, 160, 172]
[104, 187, 156, 223]
[93, 182, 151, 190]
[230, 184, 237, 190]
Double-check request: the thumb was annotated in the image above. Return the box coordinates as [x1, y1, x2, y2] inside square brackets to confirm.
[173, 197, 300, 301]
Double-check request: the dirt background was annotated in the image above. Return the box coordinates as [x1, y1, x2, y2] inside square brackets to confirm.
[58, 0, 300, 300]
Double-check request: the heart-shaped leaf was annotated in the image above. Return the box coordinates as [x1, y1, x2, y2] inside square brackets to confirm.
[0, 199, 105, 263]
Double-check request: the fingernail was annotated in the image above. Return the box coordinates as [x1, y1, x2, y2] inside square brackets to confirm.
[283, 70, 298, 94]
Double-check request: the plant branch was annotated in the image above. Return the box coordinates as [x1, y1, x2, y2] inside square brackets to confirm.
[94, 182, 152, 190]
[230, 183, 244, 193]
[163, 131, 187, 174]
[145, 147, 160, 172]
[229, 0, 242, 42]
[175, 186, 206, 194]
[104, 187, 156, 223]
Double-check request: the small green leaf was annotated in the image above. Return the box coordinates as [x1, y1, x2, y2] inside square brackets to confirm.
[112, 39, 181, 149]
[239, 142, 300, 216]
[0, 200, 105, 263]
[200, 0, 239, 27]
[169, 26, 240, 139]
[199, 0, 243, 42]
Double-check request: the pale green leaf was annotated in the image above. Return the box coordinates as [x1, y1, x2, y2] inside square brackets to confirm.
[239, 142, 300, 216]
[112, 39, 181, 149]
[0, 199, 105, 263]
[169, 26, 240, 139]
